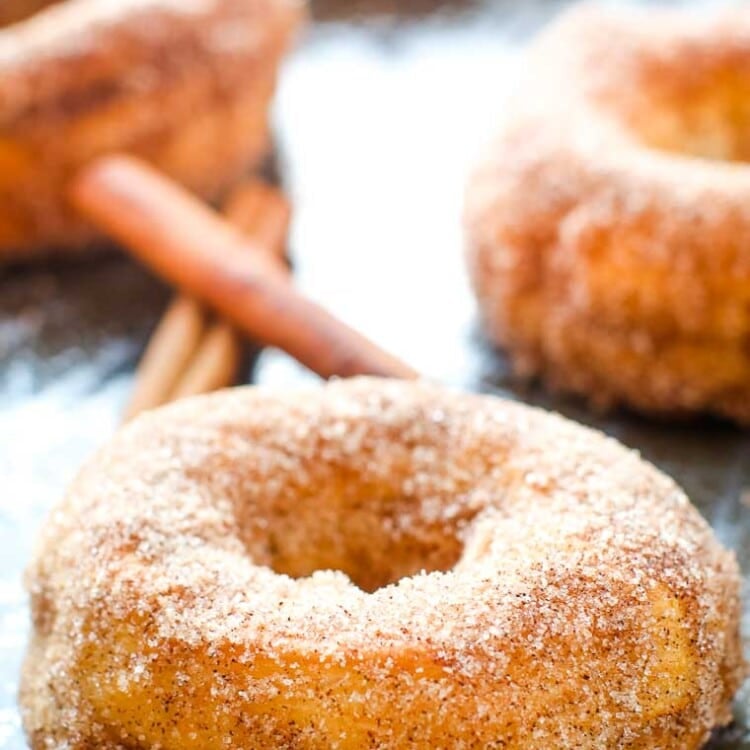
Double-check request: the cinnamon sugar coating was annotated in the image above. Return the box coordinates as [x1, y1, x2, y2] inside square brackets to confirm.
[0, 0, 303, 260]
[20, 378, 742, 748]
[465, 4, 750, 423]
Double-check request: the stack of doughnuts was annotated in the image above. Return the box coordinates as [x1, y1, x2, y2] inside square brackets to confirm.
[465, 4, 750, 423]
[0, 0, 302, 260]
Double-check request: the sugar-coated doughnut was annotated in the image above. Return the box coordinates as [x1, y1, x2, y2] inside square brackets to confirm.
[465, 4, 750, 423]
[21, 378, 742, 748]
[0, 0, 302, 260]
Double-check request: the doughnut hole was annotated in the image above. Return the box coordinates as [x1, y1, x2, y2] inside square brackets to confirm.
[637, 78, 750, 161]
[232, 474, 472, 593]
[613, 61, 750, 161]
[0, 0, 63, 27]
[205, 421, 493, 594]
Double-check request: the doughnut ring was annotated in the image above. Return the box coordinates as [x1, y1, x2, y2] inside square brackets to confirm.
[20, 378, 742, 748]
[0, 0, 302, 260]
[465, 4, 750, 423]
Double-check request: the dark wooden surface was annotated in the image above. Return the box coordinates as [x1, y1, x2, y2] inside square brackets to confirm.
[0, 0, 747, 746]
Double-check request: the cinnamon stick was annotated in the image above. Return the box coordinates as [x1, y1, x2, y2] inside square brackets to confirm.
[70, 155, 418, 381]
[122, 296, 206, 421]
[169, 323, 241, 400]
[121, 181, 290, 420]
[170, 183, 292, 400]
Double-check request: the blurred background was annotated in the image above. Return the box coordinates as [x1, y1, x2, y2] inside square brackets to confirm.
[0, 0, 748, 746]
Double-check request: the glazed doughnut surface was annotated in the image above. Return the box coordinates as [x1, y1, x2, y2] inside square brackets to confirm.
[21, 378, 742, 748]
[465, 4, 750, 423]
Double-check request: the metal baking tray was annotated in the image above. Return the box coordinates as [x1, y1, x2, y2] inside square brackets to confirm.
[0, 0, 747, 746]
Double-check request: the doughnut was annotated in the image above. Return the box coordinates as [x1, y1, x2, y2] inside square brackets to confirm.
[20, 377, 742, 748]
[0, 0, 302, 261]
[465, 4, 750, 424]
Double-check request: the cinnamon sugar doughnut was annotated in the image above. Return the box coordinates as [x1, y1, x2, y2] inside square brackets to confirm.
[20, 378, 742, 748]
[465, 4, 750, 423]
[0, 0, 302, 260]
